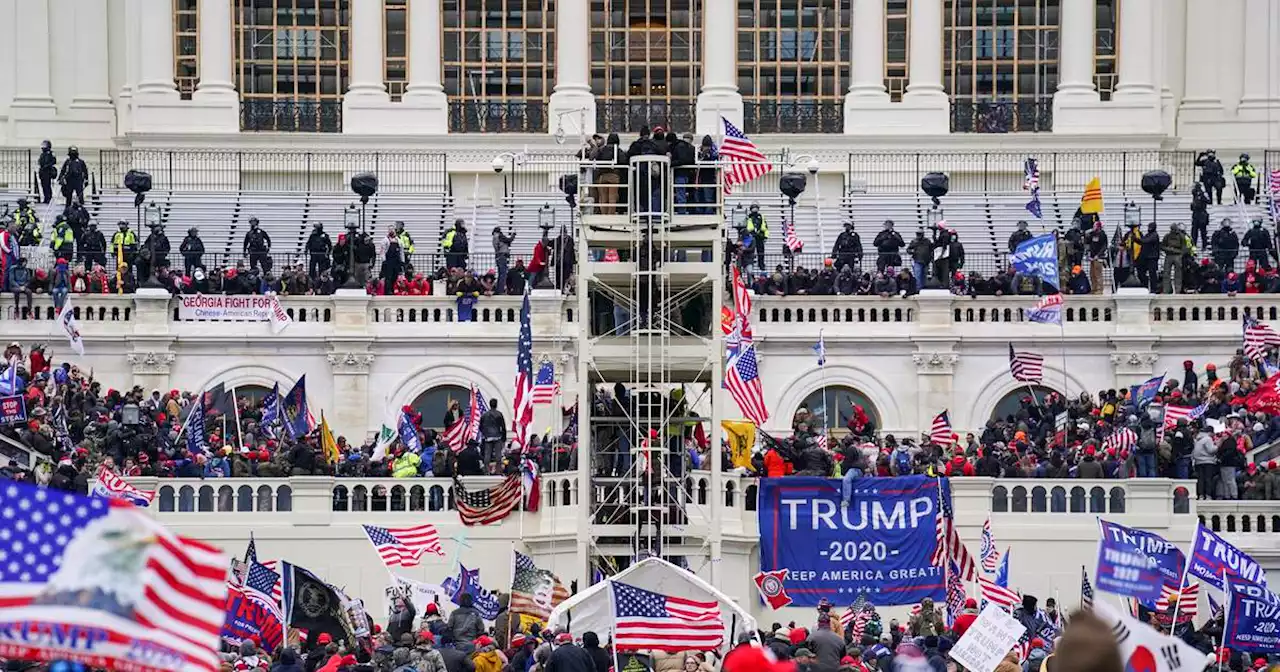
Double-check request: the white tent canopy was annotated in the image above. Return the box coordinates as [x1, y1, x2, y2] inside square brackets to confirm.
[547, 558, 757, 647]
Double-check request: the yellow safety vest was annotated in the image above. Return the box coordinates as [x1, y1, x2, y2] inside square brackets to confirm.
[747, 214, 768, 237]
[398, 231, 414, 254]
[1233, 163, 1258, 179]
[51, 226, 73, 249]
[112, 230, 137, 251]
[442, 230, 456, 251]
[392, 452, 420, 478]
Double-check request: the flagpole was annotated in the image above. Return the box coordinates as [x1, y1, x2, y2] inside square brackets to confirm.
[608, 581, 623, 672]
[1219, 569, 1229, 672]
[1059, 319, 1069, 398]
[506, 541, 518, 646]
[818, 329, 830, 438]
[232, 386, 245, 450]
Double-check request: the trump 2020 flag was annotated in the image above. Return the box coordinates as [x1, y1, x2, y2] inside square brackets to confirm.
[1226, 577, 1280, 653]
[91, 464, 155, 507]
[1095, 520, 1166, 603]
[1130, 374, 1165, 409]
[1188, 522, 1269, 592]
[441, 566, 503, 620]
[0, 481, 229, 671]
[1010, 234, 1059, 289]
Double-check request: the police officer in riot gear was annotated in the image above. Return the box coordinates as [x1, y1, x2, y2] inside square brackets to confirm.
[1195, 149, 1225, 205]
[744, 203, 768, 271]
[80, 221, 107, 269]
[37, 141, 56, 204]
[57, 146, 88, 207]
[181, 227, 205, 275]
[1008, 220, 1033, 252]
[831, 221, 863, 272]
[872, 220, 905, 271]
[1232, 153, 1259, 205]
[1242, 218, 1275, 269]
[1210, 219, 1239, 271]
[1190, 180, 1211, 248]
[306, 222, 332, 279]
[243, 217, 272, 274]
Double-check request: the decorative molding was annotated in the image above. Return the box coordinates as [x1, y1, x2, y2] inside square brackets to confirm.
[1109, 351, 1160, 367]
[126, 352, 175, 375]
[327, 352, 375, 374]
[912, 351, 958, 374]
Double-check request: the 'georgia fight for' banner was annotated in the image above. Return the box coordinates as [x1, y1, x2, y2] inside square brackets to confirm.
[757, 476, 944, 607]
[1188, 523, 1269, 591]
[1226, 577, 1280, 653]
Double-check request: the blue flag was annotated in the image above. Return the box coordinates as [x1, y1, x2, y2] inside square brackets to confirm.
[282, 375, 311, 439]
[1024, 158, 1042, 219]
[1188, 522, 1269, 591]
[457, 294, 477, 322]
[1226, 577, 1280, 652]
[1026, 294, 1063, 326]
[186, 395, 206, 456]
[1129, 374, 1165, 409]
[398, 408, 422, 453]
[1095, 520, 1170, 603]
[441, 565, 502, 620]
[261, 382, 280, 439]
[995, 549, 1011, 588]
[813, 331, 826, 367]
[1010, 234, 1059, 289]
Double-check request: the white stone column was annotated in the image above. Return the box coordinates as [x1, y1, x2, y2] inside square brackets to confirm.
[70, 0, 113, 108]
[903, 0, 945, 100]
[1112, 0, 1157, 99]
[115, 0, 141, 135]
[547, 0, 596, 136]
[695, 0, 742, 136]
[11, 0, 54, 108]
[1239, 0, 1280, 109]
[401, 0, 448, 132]
[1054, 0, 1098, 102]
[134, 0, 179, 99]
[846, 0, 887, 100]
[346, 0, 390, 101]
[194, 0, 236, 99]
[1179, 0, 1222, 111]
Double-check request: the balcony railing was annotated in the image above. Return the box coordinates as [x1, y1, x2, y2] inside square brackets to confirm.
[950, 98, 1053, 134]
[596, 100, 697, 135]
[240, 99, 343, 133]
[448, 101, 548, 133]
[743, 101, 844, 134]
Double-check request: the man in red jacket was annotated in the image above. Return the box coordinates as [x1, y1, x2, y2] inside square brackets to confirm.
[952, 598, 980, 639]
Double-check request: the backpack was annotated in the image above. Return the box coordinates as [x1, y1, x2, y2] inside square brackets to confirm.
[432, 447, 452, 477]
[893, 449, 912, 475]
[1138, 427, 1157, 453]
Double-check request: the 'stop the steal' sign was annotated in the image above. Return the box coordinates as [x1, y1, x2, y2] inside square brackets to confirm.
[757, 476, 945, 607]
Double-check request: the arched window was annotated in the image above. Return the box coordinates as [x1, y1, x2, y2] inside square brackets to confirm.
[797, 386, 881, 435]
[411, 385, 473, 431]
[989, 386, 1059, 423]
[232, 385, 274, 406]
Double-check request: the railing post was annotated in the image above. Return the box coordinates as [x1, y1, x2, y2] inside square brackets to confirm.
[306, 153, 312, 193]
[983, 153, 989, 193]
[237, 152, 244, 192]
[1122, 152, 1128, 192]
[167, 151, 174, 190]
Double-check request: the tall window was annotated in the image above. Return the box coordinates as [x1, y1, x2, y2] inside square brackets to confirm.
[175, 0, 200, 98]
[590, 0, 702, 133]
[738, 0, 848, 133]
[385, 0, 407, 100]
[885, 0, 910, 100]
[234, 0, 350, 132]
[1094, 0, 1118, 99]
[443, 0, 556, 132]
[944, 0, 1058, 132]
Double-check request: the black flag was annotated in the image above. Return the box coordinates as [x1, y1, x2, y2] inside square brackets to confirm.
[282, 562, 356, 645]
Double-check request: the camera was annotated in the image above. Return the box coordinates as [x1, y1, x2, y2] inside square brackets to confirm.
[806, 158, 820, 175]
[491, 156, 505, 174]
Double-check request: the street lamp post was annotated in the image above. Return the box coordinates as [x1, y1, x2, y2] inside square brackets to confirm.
[140, 202, 163, 288]
[342, 203, 361, 290]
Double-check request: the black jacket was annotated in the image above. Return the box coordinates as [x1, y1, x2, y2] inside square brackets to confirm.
[478, 408, 506, 442]
[181, 234, 205, 256]
[81, 229, 107, 253]
[307, 230, 333, 255]
[546, 645, 596, 672]
[244, 228, 272, 253]
[58, 157, 88, 187]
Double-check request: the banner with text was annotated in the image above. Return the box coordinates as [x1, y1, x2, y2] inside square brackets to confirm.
[1095, 520, 1168, 603]
[1189, 523, 1269, 592]
[177, 294, 293, 334]
[221, 584, 284, 653]
[1226, 577, 1280, 653]
[757, 475, 945, 607]
[0, 395, 26, 426]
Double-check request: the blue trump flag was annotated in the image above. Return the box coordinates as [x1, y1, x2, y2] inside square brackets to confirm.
[1095, 519, 1170, 603]
[1188, 522, 1269, 591]
[260, 382, 280, 439]
[398, 408, 422, 453]
[1010, 234, 1059, 289]
[441, 565, 502, 620]
[1129, 374, 1165, 409]
[757, 475, 945, 606]
[1226, 577, 1280, 653]
[282, 375, 311, 439]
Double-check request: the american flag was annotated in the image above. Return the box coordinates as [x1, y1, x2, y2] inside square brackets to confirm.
[1269, 169, 1280, 222]
[1024, 158, 1042, 219]
[531, 361, 559, 404]
[456, 474, 523, 526]
[980, 518, 1000, 573]
[1008, 343, 1044, 383]
[444, 385, 488, 453]
[0, 482, 228, 672]
[361, 524, 445, 567]
[1015, 629, 1033, 663]
[243, 534, 258, 564]
[91, 463, 155, 507]
[978, 576, 1020, 610]
[1207, 591, 1223, 621]
[513, 286, 535, 452]
[1154, 580, 1199, 621]
[258, 559, 284, 603]
[726, 344, 769, 426]
[1164, 403, 1208, 428]
[783, 217, 803, 252]
[945, 559, 966, 627]
[510, 550, 570, 620]
[719, 117, 771, 195]
[931, 479, 977, 581]
[930, 410, 954, 445]
[846, 596, 874, 641]
[1081, 566, 1095, 610]
[1244, 315, 1280, 361]
[1103, 427, 1137, 453]
[243, 560, 285, 645]
[612, 581, 724, 652]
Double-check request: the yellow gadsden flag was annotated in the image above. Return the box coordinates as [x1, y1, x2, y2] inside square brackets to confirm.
[1080, 176, 1103, 214]
[722, 420, 757, 469]
[320, 411, 340, 464]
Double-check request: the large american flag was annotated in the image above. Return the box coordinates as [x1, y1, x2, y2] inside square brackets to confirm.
[979, 518, 1000, 573]
[456, 475, 523, 526]
[1103, 427, 1138, 453]
[361, 524, 445, 567]
[726, 344, 769, 426]
[444, 385, 487, 453]
[91, 464, 155, 507]
[510, 550, 570, 620]
[931, 479, 977, 581]
[531, 361, 559, 405]
[1163, 402, 1208, 428]
[0, 482, 228, 672]
[612, 581, 724, 652]
[1081, 566, 1095, 610]
[258, 559, 284, 603]
[1244, 315, 1280, 361]
[719, 117, 771, 195]
[845, 596, 874, 641]
[513, 286, 535, 452]
[783, 217, 803, 252]
[1154, 580, 1199, 621]
[930, 410, 954, 445]
[978, 575, 1020, 610]
[1008, 343, 1044, 383]
[242, 560, 285, 647]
